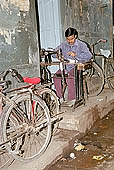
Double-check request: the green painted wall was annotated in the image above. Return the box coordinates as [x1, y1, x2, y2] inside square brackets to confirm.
[0, 0, 40, 79]
[60, 0, 113, 52]
[0, 0, 113, 83]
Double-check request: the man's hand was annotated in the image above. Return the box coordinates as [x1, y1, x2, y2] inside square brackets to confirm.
[67, 51, 76, 57]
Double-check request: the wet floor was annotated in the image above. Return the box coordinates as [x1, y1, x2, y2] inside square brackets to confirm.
[48, 109, 114, 170]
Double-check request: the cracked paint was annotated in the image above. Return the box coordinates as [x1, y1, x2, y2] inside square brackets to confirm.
[0, 29, 15, 44]
[0, 0, 29, 11]
[0, 0, 39, 70]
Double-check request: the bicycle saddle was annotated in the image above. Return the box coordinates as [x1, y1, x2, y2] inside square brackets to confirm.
[23, 77, 41, 85]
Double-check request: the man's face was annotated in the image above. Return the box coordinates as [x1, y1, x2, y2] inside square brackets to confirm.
[66, 34, 76, 45]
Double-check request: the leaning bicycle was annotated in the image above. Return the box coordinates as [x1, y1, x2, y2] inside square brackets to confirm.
[0, 68, 62, 162]
[2, 69, 60, 132]
[0, 70, 52, 162]
[84, 39, 110, 97]
[89, 39, 113, 93]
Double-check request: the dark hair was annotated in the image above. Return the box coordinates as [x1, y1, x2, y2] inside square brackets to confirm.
[65, 27, 78, 38]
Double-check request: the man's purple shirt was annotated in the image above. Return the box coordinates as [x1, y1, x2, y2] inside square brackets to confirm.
[55, 39, 92, 72]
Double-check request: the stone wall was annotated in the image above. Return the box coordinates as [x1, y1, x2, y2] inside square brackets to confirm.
[0, 0, 40, 78]
[60, 0, 113, 52]
[0, 0, 113, 81]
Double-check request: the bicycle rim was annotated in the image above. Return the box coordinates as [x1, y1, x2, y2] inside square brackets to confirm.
[1, 93, 52, 162]
[85, 62, 104, 96]
[106, 58, 114, 91]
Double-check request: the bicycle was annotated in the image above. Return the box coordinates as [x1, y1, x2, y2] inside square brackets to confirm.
[80, 39, 108, 97]
[88, 39, 113, 95]
[0, 68, 62, 162]
[2, 68, 60, 132]
[0, 70, 53, 162]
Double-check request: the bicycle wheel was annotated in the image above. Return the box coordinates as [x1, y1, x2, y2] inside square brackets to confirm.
[1, 93, 52, 162]
[85, 61, 104, 96]
[0, 146, 14, 169]
[105, 58, 114, 91]
[38, 88, 60, 133]
[38, 88, 60, 116]
[0, 109, 14, 169]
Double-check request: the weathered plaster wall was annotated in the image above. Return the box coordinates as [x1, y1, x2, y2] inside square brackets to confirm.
[0, 0, 113, 80]
[0, 0, 40, 78]
[60, 0, 112, 52]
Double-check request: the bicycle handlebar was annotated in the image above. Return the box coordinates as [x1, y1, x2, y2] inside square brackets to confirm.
[90, 39, 108, 56]
[92, 39, 107, 46]
[1, 69, 24, 83]
[99, 39, 107, 43]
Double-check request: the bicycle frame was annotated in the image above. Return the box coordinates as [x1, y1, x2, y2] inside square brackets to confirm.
[0, 81, 52, 161]
[0, 67, 62, 163]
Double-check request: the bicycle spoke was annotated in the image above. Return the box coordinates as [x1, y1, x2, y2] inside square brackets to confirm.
[1, 93, 51, 162]
[38, 88, 60, 133]
[0, 147, 13, 169]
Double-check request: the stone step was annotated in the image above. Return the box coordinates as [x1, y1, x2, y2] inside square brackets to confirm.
[59, 88, 114, 133]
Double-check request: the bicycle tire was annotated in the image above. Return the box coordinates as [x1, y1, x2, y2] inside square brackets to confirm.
[105, 58, 114, 91]
[1, 93, 52, 162]
[38, 88, 60, 134]
[85, 61, 104, 97]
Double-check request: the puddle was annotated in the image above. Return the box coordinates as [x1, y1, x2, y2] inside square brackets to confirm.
[49, 110, 114, 170]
